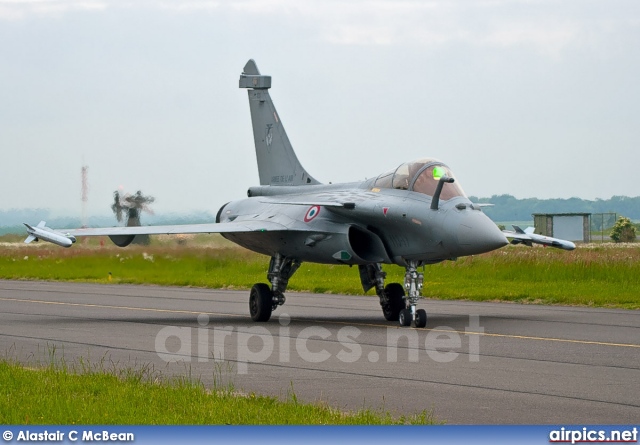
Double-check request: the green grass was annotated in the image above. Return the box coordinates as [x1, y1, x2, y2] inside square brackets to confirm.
[0, 358, 436, 425]
[424, 246, 640, 308]
[1, 236, 639, 309]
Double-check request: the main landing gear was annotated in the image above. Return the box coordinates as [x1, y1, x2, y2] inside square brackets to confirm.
[249, 254, 426, 328]
[249, 253, 300, 322]
[360, 261, 427, 328]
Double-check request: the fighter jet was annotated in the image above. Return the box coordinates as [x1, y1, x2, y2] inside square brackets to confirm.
[25, 60, 575, 328]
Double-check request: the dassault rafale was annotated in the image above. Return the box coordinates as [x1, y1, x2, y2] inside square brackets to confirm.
[25, 60, 575, 328]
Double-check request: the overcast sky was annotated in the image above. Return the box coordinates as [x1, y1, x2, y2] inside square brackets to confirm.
[1, 0, 639, 218]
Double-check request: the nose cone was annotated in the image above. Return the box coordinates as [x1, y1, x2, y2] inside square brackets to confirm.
[453, 211, 508, 256]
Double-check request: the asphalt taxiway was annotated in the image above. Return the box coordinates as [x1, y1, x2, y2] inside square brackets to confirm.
[0, 280, 638, 424]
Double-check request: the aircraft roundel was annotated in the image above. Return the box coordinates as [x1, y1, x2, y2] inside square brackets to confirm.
[304, 205, 321, 222]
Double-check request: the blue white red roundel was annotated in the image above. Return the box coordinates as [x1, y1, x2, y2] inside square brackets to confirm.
[304, 205, 321, 222]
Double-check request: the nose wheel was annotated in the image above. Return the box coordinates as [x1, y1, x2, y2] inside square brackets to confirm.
[414, 309, 427, 328]
[399, 308, 411, 326]
[399, 308, 427, 328]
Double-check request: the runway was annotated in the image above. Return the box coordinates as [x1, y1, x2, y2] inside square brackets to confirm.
[1, 279, 638, 424]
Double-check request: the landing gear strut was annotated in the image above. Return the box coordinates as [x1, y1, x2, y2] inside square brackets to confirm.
[249, 253, 300, 322]
[401, 260, 427, 329]
[360, 262, 427, 328]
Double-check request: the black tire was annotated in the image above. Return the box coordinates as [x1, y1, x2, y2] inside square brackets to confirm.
[249, 283, 273, 322]
[415, 309, 427, 328]
[399, 308, 412, 327]
[382, 282, 406, 321]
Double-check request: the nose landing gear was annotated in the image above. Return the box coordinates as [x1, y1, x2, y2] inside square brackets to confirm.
[401, 260, 427, 328]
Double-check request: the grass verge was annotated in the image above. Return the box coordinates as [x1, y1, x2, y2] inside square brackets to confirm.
[0, 357, 437, 425]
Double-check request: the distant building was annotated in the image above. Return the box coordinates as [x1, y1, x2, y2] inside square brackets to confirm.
[533, 213, 591, 243]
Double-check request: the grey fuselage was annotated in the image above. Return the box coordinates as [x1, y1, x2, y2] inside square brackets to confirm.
[217, 179, 508, 267]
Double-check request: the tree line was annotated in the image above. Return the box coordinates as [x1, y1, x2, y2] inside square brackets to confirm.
[469, 195, 640, 223]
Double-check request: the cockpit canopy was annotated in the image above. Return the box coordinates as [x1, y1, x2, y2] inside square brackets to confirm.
[373, 158, 466, 200]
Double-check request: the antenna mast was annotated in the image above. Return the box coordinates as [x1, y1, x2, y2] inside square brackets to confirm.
[81, 165, 89, 228]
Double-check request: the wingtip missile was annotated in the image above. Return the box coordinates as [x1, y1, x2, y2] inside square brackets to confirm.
[530, 234, 576, 251]
[23, 222, 76, 248]
[503, 226, 576, 251]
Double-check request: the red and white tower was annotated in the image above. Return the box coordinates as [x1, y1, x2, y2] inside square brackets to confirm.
[81, 165, 89, 228]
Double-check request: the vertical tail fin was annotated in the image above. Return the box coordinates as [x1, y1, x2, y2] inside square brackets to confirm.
[239, 59, 320, 186]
